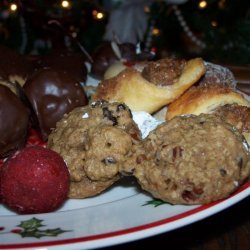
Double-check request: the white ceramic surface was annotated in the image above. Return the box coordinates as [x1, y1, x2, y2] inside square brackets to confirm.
[0, 177, 249, 250]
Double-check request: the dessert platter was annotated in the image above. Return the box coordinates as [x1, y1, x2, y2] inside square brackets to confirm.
[0, 43, 249, 249]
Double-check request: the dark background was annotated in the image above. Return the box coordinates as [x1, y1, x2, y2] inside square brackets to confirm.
[0, 0, 249, 64]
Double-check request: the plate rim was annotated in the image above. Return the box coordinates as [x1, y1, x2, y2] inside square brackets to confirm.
[0, 181, 249, 250]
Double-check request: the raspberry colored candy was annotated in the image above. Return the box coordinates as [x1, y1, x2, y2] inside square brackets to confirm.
[0, 146, 70, 214]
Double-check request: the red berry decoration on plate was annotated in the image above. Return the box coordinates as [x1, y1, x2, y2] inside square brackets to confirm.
[0, 146, 70, 214]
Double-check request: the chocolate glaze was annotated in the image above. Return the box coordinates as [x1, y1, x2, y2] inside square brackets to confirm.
[0, 67, 8, 81]
[35, 50, 88, 83]
[0, 45, 33, 81]
[90, 42, 135, 79]
[23, 68, 88, 141]
[0, 85, 30, 158]
[91, 41, 154, 80]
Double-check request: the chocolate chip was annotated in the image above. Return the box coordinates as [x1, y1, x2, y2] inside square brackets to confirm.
[116, 104, 127, 112]
[220, 168, 227, 176]
[102, 107, 118, 126]
[238, 157, 243, 169]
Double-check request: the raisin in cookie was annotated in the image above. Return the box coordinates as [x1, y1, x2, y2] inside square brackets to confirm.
[126, 114, 250, 204]
[48, 101, 141, 198]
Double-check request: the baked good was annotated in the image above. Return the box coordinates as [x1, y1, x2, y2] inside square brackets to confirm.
[103, 61, 127, 80]
[198, 61, 237, 89]
[84, 125, 136, 181]
[166, 84, 250, 120]
[92, 57, 205, 114]
[23, 68, 88, 141]
[0, 85, 30, 158]
[213, 104, 250, 144]
[125, 114, 250, 204]
[48, 101, 141, 198]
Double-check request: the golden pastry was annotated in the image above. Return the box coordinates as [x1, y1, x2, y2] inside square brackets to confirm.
[92, 57, 205, 114]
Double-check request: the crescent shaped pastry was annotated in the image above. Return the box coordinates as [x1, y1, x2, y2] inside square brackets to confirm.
[166, 84, 250, 120]
[92, 57, 205, 114]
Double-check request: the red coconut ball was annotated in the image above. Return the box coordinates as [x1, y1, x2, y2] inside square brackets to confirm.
[0, 146, 70, 214]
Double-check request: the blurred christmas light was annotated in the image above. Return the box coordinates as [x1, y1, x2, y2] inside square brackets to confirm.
[152, 27, 160, 36]
[218, 0, 226, 9]
[71, 32, 77, 38]
[92, 10, 104, 20]
[61, 0, 71, 9]
[150, 47, 157, 54]
[9, 3, 18, 12]
[211, 20, 218, 27]
[198, 0, 207, 9]
[144, 5, 150, 13]
[96, 12, 104, 19]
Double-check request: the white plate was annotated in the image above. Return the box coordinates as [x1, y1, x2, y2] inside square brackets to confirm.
[0, 178, 249, 250]
[0, 111, 249, 250]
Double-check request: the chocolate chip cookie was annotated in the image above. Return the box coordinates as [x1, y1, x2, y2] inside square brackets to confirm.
[48, 101, 141, 198]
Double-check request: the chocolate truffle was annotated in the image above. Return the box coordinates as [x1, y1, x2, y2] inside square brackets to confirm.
[23, 68, 88, 141]
[0, 85, 30, 158]
[35, 49, 88, 83]
[90, 42, 137, 79]
[0, 45, 34, 86]
[91, 41, 155, 80]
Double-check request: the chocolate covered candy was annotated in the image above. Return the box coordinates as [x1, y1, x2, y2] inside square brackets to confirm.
[35, 49, 88, 83]
[0, 85, 30, 157]
[23, 68, 88, 140]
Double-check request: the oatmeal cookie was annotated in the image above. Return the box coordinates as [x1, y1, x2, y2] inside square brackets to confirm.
[213, 104, 250, 144]
[126, 114, 250, 204]
[48, 101, 141, 198]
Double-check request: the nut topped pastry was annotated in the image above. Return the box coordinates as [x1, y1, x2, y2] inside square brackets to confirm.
[92, 57, 205, 114]
[124, 114, 250, 205]
[141, 58, 187, 86]
[48, 101, 141, 198]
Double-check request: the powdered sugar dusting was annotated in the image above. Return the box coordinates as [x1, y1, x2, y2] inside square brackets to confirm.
[132, 111, 163, 139]
[82, 112, 89, 119]
[201, 62, 237, 89]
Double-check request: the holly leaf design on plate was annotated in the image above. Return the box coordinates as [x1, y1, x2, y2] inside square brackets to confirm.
[143, 199, 170, 207]
[15, 217, 71, 238]
[17, 217, 44, 231]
